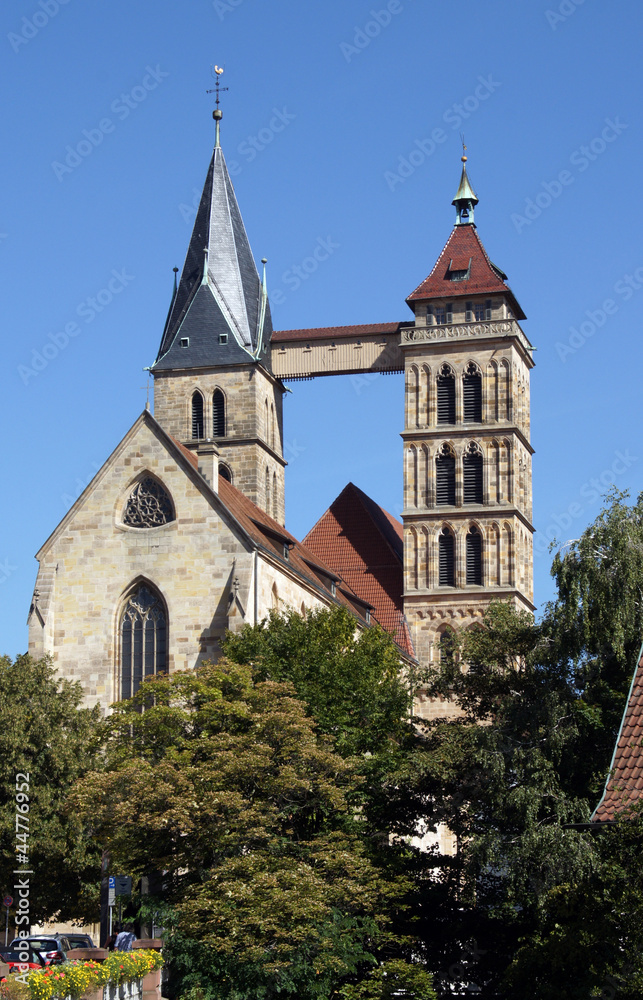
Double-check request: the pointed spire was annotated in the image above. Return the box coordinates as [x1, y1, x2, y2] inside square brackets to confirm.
[452, 149, 479, 226]
[153, 139, 273, 372]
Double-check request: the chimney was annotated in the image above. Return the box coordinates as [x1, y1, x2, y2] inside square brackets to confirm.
[196, 440, 219, 493]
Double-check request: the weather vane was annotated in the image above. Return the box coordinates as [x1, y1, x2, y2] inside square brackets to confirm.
[207, 65, 228, 147]
[460, 132, 467, 162]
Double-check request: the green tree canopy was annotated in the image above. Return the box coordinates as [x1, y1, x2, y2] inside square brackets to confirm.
[72, 658, 434, 999]
[0, 654, 101, 924]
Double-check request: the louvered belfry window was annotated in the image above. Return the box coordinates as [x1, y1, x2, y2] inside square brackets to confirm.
[436, 445, 456, 505]
[121, 585, 167, 700]
[466, 526, 483, 585]
[438, 528, 455, 586]
[191, 391, 204, 439]
[213, 389, 225, 437]
[463, 363, 482, 422]
[437, 365, 456, 424]
[463, 443, 483, 504]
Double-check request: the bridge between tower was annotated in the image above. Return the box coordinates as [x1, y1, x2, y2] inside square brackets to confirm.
[270, 322, 412, 380]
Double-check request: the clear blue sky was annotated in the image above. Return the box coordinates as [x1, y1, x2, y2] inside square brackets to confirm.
[1, 0, 642, 657]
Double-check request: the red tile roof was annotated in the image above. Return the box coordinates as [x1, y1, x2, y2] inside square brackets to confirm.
[303, 483, 415, 658]
[272, 322, 410, 343]
[407, 225, 526, 320]
[169, 437, 371, 621]
[593, 648, 643, 822]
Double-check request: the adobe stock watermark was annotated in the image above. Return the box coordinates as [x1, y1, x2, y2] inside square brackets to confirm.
[511, 117, 627, 233]
[178, 107, 296, 223]
[62, 462, 102, 509]
[0, 558, 18, 585]
[212, 0, 244, 20]
[546, 0, 587, 31]
[283, 439, 306, 465]
[52, 66, 169, 181]
[535, 449, 638, 557]
[13, 771, 32, 983]
[17, 269, 134, 385]
[269, 236, 340, 308]
[8, 0, 71, 54]
[350, 341, 401, 394]
[384, 75, 501, 192]
[340, 1, 406, 62]
[556, 264, 643, 362]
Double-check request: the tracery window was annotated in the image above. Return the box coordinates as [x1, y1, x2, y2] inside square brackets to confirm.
[436, 444, 456, 505]
[463, 442, 483, 504]
[122, 477, 174, 528]
[437, 364, 456, 424]
[463, 362, 482, 423]
[120, 584, 167, 700]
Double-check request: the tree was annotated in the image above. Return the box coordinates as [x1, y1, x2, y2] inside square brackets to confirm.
[222, 607, 435, 842]
[71, 659, 434, 999]
[0, 654, 101, 924]
[414, 493, 643, 994]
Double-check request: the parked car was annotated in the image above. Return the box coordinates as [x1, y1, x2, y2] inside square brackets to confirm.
[0, 943, 47, 976]
[65, 934, 95, 950]
[9, 935, 71, 965]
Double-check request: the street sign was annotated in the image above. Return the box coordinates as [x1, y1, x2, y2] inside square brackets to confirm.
[3, 897, 12, 908]
[113, 876, 132, 896]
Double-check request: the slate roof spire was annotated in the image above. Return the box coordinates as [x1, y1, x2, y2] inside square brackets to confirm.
[452, 152, 479, 226]
[153, 104, 272, 372]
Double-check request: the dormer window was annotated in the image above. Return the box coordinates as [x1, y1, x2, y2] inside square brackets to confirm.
[180, 338, 189, 348]
[219, 333, 228, 345]
[447, 257, 471, 282]
[331, 581, 336, 597]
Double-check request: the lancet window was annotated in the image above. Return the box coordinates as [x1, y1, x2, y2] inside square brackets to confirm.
[120, 584, 167, 700]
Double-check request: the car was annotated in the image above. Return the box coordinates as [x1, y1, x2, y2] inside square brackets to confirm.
[9, 935, 71, 966]
[0, 943, 47, 977]
[65, 934, 95, 950]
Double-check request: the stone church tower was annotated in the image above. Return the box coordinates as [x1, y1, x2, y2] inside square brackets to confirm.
[399, 156, 535, 677]
[151, 127, 286, 525]
[27, 104, 534, 717]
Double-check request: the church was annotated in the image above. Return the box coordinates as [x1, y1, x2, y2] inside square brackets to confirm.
[27, 101, 535, 717]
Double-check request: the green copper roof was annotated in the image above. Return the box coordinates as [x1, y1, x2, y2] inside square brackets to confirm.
[452, 159, 479, 207]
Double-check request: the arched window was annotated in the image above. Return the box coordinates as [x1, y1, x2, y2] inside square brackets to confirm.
[270, 403, 276, 450]
[436, 444, 456, 505]
[191, 391, 204, 439]
[437, 364, 455, 424]
[265, 466, 271, 514]
[466, 525, 483, 585]
[463, 362, 482, 422]
[463, 442, 483, 504]
[438, 626, 456, 665]
[120, 584, 167, 700]
[122, 476, 174, 528]
[272, 472, 278, 520]
[218, 463, 232, 483]
[438, 527, 455, 586]
[212, 389, 225, 437]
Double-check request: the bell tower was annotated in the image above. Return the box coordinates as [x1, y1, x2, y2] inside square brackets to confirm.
[151, 87, 286, 524]
[400, 155, 535, 684]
